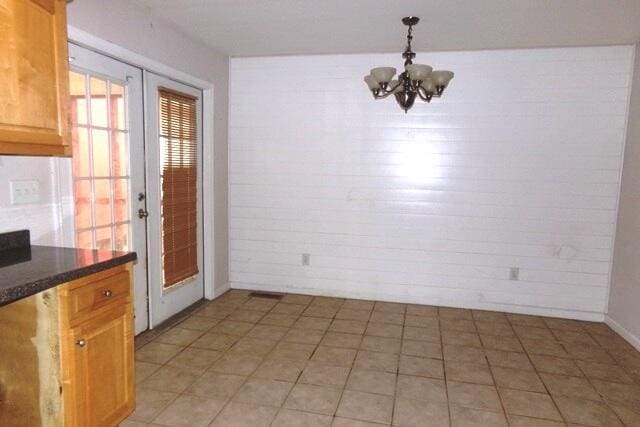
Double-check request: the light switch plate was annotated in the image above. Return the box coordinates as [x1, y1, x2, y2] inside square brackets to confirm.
[10, 180, 40, 205]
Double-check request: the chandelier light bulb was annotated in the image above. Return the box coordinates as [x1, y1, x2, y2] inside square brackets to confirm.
[363, 17, 454, 112]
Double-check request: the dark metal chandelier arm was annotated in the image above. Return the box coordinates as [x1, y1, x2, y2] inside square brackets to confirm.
[415, 86, 433, 102]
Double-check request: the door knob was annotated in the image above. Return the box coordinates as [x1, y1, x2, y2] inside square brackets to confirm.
[76, 339, 86, 348]
[138, 208, 149, 218]
[103, 289, 113, 297]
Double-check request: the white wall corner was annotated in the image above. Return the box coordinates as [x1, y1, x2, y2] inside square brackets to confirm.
[606, 315, 640, 351]
[209, 282, 231, 300]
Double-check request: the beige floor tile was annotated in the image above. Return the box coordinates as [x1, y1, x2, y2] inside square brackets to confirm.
[252, 358, 306, 382]
[166, 347, 222, 375]
[128, 388, 178, 422]
[402, 339, 442, 359]
[311, 296, 345, 308]
[270, 341, 317, 361]
[506, 314, 546, 328]
[563, 343, 616, 364]
[283, 327, 325, 344]
[135, 361, 163, 384]
[360, 336, 401, 354]
[227, 337, 278, 357]
[209, 353, 263, 375]
[233, 378, 294, 406]
[499, 389, 562, 421]
[294, 316, 332, 331]
[403, 325, 440, 342]
[374, 301, 406, 314]
[177, 315, 219, 331]
[365, 322, 403, 338]
[589, 379, 640, 406]
[393, 398, 449, 427]
[507, 415, 565, 426]
[399, 355, 444, 379]
[190, 332, 239, 351]
[445, 361, 494, 385]
[210, 319, 255, 336]
[303, 305, 339, 318]
[520, 339, 568, 358]
[335, 308, 372, 322]
[609, 402, 640, 426]
[369, 311, 404, 325]
[196, 305, 234, 319]
[406, 304, 438, 317]
[247, 324, 289, 340]
[329, 319, 368, 334]
[475, 321, 516, 338]
[354, 350, 399, 373]
[439, 307, 473, 320]
[227, 309, 265, 323]
[472, 310, 509, 324]
[450, 405, 508, 427]
[543, 318, 585, 332]
[529, 354, 583, 376]
[152, 394, 226, 426]
[342, 299, 375, 311]
[299, 362, 351, 388]
[210, 401, 278, 427]
[513, 325, 555, 341]
[540, 372, 601, 401]
[272, 408, 333, 427]
[575, 360, 634, 384]
[442, 330, 482, 348]
[311, 346, 357, 367]
[553, 396, 623, 426]
[447, 381, 502, 412]
[492, 366, 546, 392]
[242, 297, 278, 312]
[154, 327, 204, 346]
[484, 349, 533, 370]
[332, 417, 386, 426]
[404, 314, 439, 328]
[186, 371, 246, 398]
[440, 318, 477, 333]
[397, 374, 447, 402]
[321, 332, 363, 349]
[271, 302, 307, 315]
[284, 383, 342, 415]
[140, 365, 199, 393]
[336, 390, 394, 424]
[120, 420, 149, 427]
[551, 329, 598, 346]
[136, 342, 184, 364]
[443, 344, 485, 365]
[479, 334, 523, 352]
[259, 313, 299, 327]
[281, 294, 314, 305]
[346, 369, 397, 396]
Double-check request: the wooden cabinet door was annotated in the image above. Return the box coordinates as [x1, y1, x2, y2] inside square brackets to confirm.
[62, 303, 135, 426]
[0, 0, 71, 156]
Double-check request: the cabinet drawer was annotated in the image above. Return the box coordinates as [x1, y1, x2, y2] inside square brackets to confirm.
[63, 270, 130, 323]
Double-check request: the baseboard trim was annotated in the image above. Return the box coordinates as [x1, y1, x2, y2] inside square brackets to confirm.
[229, 282, 605, 322]
[605, 315, 640, 351]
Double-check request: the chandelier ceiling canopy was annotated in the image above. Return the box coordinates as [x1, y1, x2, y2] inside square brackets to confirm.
[364, 17, 454, 113]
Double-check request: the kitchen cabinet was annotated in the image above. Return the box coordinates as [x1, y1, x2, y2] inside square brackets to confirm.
[0, 263, 135, 426]
[0, 0, 71, 156]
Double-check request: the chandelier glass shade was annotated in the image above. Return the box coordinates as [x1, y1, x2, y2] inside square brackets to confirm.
[364, 17, 454, 113]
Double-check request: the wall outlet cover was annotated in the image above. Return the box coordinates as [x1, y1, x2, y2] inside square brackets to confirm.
[10, 180, 40, 205]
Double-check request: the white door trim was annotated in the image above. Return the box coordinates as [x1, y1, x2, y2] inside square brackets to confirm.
[67, 25, 218, 301]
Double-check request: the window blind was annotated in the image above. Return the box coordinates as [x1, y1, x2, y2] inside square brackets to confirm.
[158, 87, 198, 288]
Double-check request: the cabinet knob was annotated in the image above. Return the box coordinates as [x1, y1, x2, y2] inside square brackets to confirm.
[103, 289, 113, 297]
[76, 339, 86, 348]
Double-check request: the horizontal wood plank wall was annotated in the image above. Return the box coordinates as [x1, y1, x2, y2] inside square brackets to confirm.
[229, 46, 635, 320]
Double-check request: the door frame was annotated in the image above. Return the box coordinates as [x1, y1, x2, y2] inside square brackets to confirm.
[67, 26, 220, 305]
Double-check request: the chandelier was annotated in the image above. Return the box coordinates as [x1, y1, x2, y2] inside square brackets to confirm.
[364, 17, 454, 113]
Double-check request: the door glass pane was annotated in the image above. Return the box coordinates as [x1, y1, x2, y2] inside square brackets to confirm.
[71, 69, 132, 252]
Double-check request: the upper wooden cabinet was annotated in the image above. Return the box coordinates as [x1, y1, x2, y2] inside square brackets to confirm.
[0, 0, 71, 156]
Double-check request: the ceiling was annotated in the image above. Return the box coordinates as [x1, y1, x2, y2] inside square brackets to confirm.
[136, 0, 640, 57]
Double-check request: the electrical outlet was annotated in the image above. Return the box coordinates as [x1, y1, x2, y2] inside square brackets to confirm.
[302, 253, 310, 266]
[509, 267, 519, 281]
[10, 180, 40, 204]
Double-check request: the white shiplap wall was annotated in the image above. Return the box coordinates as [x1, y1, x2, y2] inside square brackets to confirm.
[229, 46, 635, 320]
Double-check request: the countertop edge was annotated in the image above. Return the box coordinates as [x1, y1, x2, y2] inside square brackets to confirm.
[0, 251, 137, 307]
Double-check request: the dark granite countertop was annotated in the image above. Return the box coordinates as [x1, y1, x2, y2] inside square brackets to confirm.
[0, 231, 137, 306]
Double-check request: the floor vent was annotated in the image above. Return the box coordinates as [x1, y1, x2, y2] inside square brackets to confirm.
[249, 292, 284, 300]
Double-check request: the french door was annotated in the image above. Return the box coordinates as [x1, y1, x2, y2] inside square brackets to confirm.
[69, 45, 205, 331]
[144, 72, 204, 327]
[68, 43, 148, 334]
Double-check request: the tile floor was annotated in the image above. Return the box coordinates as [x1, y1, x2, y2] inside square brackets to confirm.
[123, 290, 640, 426]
